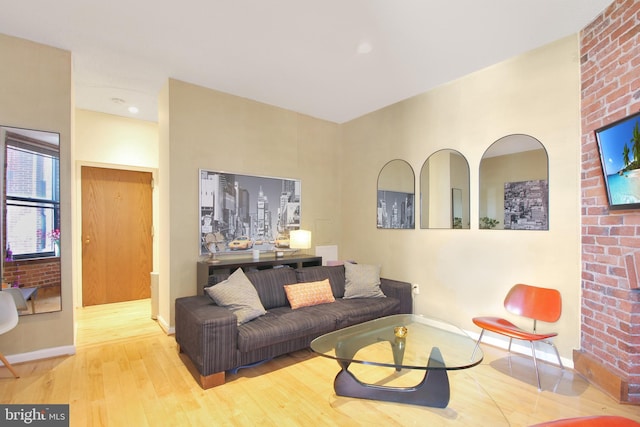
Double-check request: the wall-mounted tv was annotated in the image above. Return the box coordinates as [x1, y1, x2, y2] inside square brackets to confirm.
[595, 110, 640, 210]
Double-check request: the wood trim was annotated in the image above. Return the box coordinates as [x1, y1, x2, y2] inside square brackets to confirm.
[573, 350, 629, 403]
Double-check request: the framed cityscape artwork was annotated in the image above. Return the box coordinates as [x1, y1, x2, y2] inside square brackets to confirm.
[199, 169, 301, 256]
[503, 179, 548, 230]
[376, 190, 415, 229]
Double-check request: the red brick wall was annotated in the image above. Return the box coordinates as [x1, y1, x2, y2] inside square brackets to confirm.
[3, 258, 61, 289]
[580, 0, 640, 403]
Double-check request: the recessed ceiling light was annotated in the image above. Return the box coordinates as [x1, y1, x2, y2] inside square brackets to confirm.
[128, 106, 139, 114]
[356, 41, 373, 54]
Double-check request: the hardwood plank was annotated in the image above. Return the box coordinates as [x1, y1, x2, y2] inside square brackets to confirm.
[1, 299, 639, 426]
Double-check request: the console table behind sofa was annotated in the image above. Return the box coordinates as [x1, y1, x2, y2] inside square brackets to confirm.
[196, 254, 322, 295]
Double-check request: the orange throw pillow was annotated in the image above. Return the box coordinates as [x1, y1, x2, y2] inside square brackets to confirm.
[284, 279, 336, 309]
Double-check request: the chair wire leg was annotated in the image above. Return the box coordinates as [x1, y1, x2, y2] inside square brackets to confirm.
[548, 341, 564, 370]
[507, 337, 513, 353]
[0, 351, 19, 378]
[530, 341, 541, 391]
[472, 330, 485, 360]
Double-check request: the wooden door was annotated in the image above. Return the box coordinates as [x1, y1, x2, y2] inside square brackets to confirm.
[82, 166, 152, 306]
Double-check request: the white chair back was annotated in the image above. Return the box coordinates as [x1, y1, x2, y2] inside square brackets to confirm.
[3, 288, 28, 311]
[0, 291, 19, 335]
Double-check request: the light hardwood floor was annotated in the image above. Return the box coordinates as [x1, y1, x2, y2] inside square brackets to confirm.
[1, 299, 639, 426]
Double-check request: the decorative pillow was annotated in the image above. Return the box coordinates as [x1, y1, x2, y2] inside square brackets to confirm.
[284, 279, 336, 309]
[295, 265, 346, 298]
[343, 262, 386, 299]
[205, 268, 266, 325]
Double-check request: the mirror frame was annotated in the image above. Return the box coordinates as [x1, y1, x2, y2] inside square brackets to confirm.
[479, 134, 549, 230]
[420, 149, 470, 229]
[377, 159, 415, 229]
[0, 125, 62, 315]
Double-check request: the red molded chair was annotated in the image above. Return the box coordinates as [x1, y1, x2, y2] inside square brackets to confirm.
[472, 283, 562, 390]
[530, 415, 640, 426]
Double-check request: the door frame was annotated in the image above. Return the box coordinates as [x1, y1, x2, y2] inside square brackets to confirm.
[74, 161, 159, 311]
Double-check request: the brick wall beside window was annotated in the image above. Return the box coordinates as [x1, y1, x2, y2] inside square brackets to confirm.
[3, 258, 61, 289]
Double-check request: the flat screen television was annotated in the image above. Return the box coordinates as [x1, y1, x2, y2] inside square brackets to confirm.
[595, 110, 640, 210]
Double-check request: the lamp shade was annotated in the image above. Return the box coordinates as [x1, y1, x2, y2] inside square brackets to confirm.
[289, 229, 311, 249]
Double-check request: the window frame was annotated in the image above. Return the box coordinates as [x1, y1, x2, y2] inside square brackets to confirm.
[4, 130, 60, 260]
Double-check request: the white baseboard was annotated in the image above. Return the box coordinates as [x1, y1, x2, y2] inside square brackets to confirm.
[157, 314, 174, 335]
[465, 329, 573, 369]
[2, 345, 76, 365]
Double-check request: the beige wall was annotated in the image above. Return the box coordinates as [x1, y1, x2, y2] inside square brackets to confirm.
[159, 79, 341, 326]
[340, 35, 582, 363]
[0, 34, 74, 357]
[73, 109, 159, 307]
[0, 31, 583, 366]
[74, 109, 158, 168]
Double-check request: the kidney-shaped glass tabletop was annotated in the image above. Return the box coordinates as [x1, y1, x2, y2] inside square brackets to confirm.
[311, 314, 482, 371]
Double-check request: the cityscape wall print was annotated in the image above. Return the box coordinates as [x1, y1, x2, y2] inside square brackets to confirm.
[199, 169, 300, 255]
[595, 111, 640, 210]
[503, 179, 548, 230]
[377, 190, 415, 229]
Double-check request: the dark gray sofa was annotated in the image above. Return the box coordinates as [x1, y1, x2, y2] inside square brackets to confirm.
[175, 264, 412, 389]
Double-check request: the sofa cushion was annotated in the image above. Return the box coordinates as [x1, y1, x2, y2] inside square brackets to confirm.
[312, 298, 401, 329]
[237, 306, 337, 352]
[205, 268, 267, 325]
[343, 262, 385, 299]
[295, 265, 346, 298]
[245, 267, 297, 309]
[284, 279, 335, 309]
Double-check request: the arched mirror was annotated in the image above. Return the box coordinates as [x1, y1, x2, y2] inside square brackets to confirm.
[479, 134, 548, 230]
[420, 149, 470, 229]
[0, 126, 61, 314]
[377, 159, 415, 229]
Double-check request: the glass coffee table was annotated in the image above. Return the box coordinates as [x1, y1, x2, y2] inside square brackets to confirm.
[310, 314, 483, 408]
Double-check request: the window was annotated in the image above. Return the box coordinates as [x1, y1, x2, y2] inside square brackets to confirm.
[4, 131, 60, 259]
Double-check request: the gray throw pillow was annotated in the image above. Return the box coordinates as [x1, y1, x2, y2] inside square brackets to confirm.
[343, 262, 386, 299]
[205, 268, 266, 325]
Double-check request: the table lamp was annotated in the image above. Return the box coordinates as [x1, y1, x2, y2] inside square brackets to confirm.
[289, 229, 311, 254]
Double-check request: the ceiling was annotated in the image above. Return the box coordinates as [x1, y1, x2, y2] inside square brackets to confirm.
[0, 1, 611, 124]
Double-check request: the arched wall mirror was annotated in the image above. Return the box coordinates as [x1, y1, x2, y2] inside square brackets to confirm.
[0, 126, 61, 315]
[420, 149, 470, 229]
[377, 159, 415, 229]
[479, 134, 548, 230]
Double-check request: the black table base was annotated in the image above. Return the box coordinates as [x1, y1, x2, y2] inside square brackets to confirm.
[333, 347, 450, 408]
